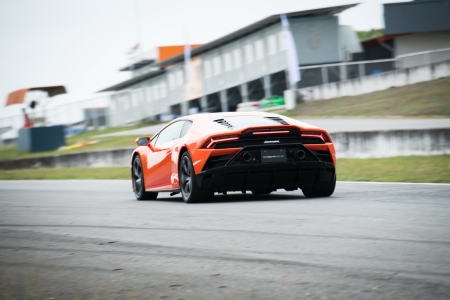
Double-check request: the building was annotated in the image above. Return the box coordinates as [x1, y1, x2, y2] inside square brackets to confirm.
[101, 4, 363, 125]
[361, 0, 450, 68]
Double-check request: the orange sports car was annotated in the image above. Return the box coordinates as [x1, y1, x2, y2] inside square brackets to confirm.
[131, 112, 336, 203]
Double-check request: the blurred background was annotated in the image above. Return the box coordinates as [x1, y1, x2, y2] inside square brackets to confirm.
[0, 0, 449, 176]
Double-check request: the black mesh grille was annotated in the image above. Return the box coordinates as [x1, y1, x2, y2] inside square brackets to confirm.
[264, 117, 289, 125]
[203, 155, 234, 170]
[311, 150, 332, 163]
[214, 137, 324, 149]
[213, 119, 234, 129]
[220, 168, 319, 191]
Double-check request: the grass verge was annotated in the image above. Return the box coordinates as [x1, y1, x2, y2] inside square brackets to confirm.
[337, 155, 450, 183]
[0, 125, 142, 161]
[285, 77, 450, 117]
[1, 156, 449, 183]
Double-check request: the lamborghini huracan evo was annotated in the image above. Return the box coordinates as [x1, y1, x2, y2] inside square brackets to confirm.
[131, 112, 336, 203]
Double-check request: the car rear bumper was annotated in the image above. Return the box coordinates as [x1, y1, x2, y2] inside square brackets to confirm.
[196, 161, 335, 192]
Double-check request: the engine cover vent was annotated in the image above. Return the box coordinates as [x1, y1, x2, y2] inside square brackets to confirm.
[265, 117, 289, 125]
[213, 119, 234, 129]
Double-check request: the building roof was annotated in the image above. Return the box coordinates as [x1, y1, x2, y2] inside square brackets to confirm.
[99, 3, 358, 92]
[154, 3, 358, 67]
[360, 34, 406, 47]
[120, 59, 155, 71]
[6, 86, 67, 107]
[99, 69, 165, 92]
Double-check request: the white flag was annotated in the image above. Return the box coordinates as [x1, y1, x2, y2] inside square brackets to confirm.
[126, 43, 139, 55]
[280, 14, 301, 87]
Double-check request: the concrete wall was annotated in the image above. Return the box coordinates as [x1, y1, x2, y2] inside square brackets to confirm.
[298, 60, 450, 101]
[395, 31, 450, 56]
[331, 129, 450, 159]
[1, 129, 449, 170]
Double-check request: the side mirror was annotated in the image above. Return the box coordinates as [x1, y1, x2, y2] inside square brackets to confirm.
[135, 136, 156, 151]
[135, 137, 150, 146]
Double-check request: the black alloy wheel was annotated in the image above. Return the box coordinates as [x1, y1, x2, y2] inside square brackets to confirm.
[180, 154, 193, 200]
[179, 152, 213, 203]
[132, 156, 158, 200]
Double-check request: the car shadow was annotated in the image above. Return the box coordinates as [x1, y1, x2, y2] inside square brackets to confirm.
[146, 192, 335, 204]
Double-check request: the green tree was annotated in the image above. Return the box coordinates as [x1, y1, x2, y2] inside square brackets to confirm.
[356, 29, 384, 41]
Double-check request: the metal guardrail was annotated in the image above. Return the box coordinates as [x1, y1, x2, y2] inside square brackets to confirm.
[297, 48, 450, 87]
[396, 47, 450, 69]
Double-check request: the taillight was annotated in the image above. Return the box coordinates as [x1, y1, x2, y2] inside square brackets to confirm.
[301, 131, 331, 143]
[203, 135, 239, 149]
[253, 130, 290, 135]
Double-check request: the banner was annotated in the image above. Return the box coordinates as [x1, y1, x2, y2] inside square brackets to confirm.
[280, 14, 301, 88]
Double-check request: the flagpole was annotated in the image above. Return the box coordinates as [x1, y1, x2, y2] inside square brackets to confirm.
[133, 0, 142, 56]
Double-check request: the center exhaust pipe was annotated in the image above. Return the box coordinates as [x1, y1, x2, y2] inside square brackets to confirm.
[295, 150, 306, 160]
[242, 152, 253, 162]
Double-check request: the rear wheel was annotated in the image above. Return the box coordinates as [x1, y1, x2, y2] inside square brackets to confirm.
[132, 156, 158, 200]
[179, 152, 213, 203]
[301, 175, 336, 198]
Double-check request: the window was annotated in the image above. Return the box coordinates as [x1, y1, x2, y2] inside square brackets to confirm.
[151, 134, 159, 145]
[232, 48, 241, 68]
[180, 121, 192, 138]
[154, 121, 186, 147]
[278, 31, 286, 51]
[213, 56, 221, 76]
[160, 82, 167, 98]
[131, 93, 139, 107]
[244, 43, 253, 64]
[254, 39, 264, 60]
[176, 70, 183, 85]
[168, 73, 175, 89]
[267, 34, 277, 55]
[146, 88, 152, 102]
[223, 52, 232, 72]
[122, 96, 130, 109]
[204, 60, 212, 78]
[152, 84, 159, 99]
[233, 48, 241, 69]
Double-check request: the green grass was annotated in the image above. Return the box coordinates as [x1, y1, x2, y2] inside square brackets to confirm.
[0, 125, 145, 161]
[286, 77, 450, 117]
[1, 156, 449, 183]
[337, 155, 450, 183]
[356, 29, 383, 41]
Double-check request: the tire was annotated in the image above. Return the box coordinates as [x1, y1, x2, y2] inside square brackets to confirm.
[251, 189, 273, 195]
[301, 175, 336, 198]
[132, 156, 158, 201]
[179, 152, 213, 203]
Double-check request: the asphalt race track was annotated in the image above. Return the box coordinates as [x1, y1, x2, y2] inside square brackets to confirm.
[1, 180, 449, 300]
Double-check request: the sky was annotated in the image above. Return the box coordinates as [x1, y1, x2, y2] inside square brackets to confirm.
[0, 0, 410, 110]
